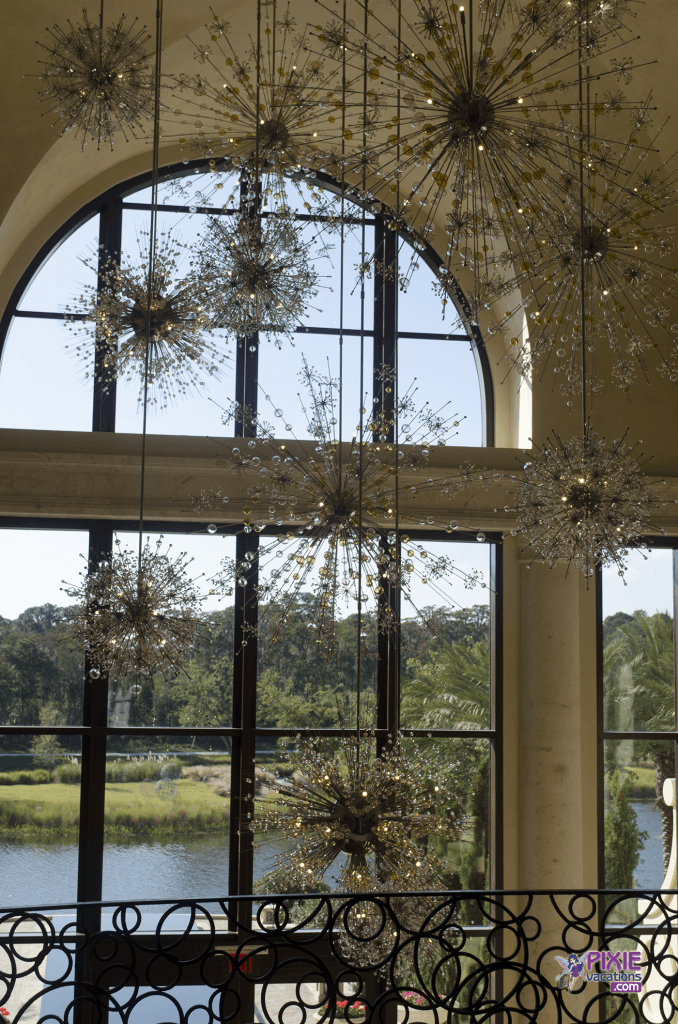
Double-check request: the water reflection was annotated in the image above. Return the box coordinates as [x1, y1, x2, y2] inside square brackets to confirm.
[1, 834, 291, 907]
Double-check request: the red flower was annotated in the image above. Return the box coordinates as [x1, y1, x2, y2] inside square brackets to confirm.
[1, 1010, 11, 1018]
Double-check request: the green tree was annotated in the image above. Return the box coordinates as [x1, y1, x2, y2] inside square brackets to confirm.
[401, 638, 489, 730]
[604, 769, 646, 889]
[29, 699, 67, 771]
[605, 611, 674, 870]
[0, 633, 61, 725]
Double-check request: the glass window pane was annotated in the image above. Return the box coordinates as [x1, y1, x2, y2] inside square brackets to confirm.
[397, 337, 483, 448]
[102, 735, 230, 902]
[602, 548, 675, 732]
[0, 318, 92, 431]
[299, 223, 374, 332]
[109, 531, 236, 729]
[400, 736, 490, 895]
[604, 737, 672, 892]
[0, 528, 88, 727]
[397, 249, 467, 336]
[255, 601, 378, 730]
[126, 168, 240, 208]
[400, 539, 490, 730]
[17, 218, 98, 314]
[255, 334, 370, 441]
[0, 736, 82, 905]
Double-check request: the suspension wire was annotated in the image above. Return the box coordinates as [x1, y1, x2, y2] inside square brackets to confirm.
[578, 2, 587, 441]
[137, 0, 164, 566]
[393, 0, 402, 739]
[356, 0, 370, 759]
[338, 0, 347, 497]
[98, 0, 104, 67]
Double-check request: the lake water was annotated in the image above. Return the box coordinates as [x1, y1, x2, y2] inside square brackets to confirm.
[632, 799, 664, 890]
[1, 833, 290, 908]
[0, 801, 668, 910]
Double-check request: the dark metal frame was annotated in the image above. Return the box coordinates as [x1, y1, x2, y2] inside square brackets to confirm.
[0, 159, 501, 907]
[0, 889, 673, 1024]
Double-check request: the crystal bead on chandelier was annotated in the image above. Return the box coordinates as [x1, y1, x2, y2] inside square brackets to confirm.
[66, 231, 230, 407]
[197, 361, 484, 657]
[255, 730, 470, 892]
[63, 538, 206, 680]
[35, 4, 153, 148]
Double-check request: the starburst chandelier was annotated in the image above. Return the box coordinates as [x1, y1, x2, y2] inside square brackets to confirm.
[194, 199, 325, 344]
[198, 362, 484, 656]
[328, 0, 640, 314]
[165, 1, 359, 189]
[65, 2, 209, 683]
[506, 429, 667, 577]
[332, 880, 462, 975]
[65, 231, 230, 407]
[63, 538, 205, 680]
[489, 3, 671, 578]
[35, 3, 153, 149]
[255, 731, 468, 892]
[496, 102, 678, 396]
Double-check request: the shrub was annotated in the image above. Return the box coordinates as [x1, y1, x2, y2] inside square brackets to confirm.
[0, 769, 51, 786]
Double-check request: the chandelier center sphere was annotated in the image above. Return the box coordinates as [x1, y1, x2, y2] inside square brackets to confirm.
[565, 480, 603, 518]
[572, 223, 610, 263]
[447, 92, 495, 139]
[128, 295, 182, 339]
[259, 116, 291, 150]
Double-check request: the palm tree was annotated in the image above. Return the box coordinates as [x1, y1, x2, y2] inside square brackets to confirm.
[604, 612, 674, 872]
[400, 638, 489, 731]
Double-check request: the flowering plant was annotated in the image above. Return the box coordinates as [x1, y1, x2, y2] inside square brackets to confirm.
[322, 998, 366, 1019]
[401, 993, 427, 1007]
[1, 1009, 12, 1022]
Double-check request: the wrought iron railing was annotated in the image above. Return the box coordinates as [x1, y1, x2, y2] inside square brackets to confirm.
[0, 890, 676, 1023]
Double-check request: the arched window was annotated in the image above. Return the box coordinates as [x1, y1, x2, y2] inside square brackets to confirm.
[0, 160, 493, 444]
[0, 159, 501, 907]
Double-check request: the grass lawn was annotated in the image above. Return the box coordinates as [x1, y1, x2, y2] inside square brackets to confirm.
[0, 779, 230, 835]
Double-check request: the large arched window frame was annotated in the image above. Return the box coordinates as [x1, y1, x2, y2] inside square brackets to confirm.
[0, 158, 503, 913]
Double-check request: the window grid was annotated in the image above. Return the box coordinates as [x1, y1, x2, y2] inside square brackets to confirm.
[0, 159, 501, 911]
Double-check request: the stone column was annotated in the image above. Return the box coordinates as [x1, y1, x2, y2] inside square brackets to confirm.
[501, 536, 599, 1020]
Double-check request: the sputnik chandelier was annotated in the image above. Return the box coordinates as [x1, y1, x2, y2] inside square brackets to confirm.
[63, 538, 205, 680]
[497, 101, 678, 396]
[197, 361, 484, 657]
[322, 0, 642, 315]
[194, 189, 327, 344]
[164, 1, 361, 193]
[497, 0, 670, 578]
[66, 231, 230, 407]
[35, 3, 153, 149]
[505, 430, 667, 577]
[65, 1, 207, 682]
[255, 730, 468, 892]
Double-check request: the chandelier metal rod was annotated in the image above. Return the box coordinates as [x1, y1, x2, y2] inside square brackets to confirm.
[137, 0, 164, 568]
[98, 0, 104, 70]
[356, 2, 370, 758]
[578, 1, 588, 441]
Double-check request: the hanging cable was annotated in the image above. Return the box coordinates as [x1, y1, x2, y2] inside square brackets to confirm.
[137, 0, 164, 567]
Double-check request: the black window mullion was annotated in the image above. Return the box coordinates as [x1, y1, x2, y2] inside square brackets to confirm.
[373, 221, 400, 745]
[77, 528, 113, 924]
[229, 189, 260, 914]
[92, 196, 122, 432]
[490, 541, 503, 891]
[673, 551, 678, 828]
[228, 304, 259, 1015]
